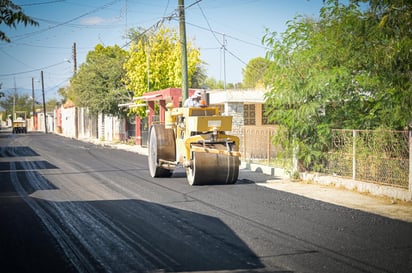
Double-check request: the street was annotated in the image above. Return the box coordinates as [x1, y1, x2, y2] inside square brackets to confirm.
[1, 131, 411, 273]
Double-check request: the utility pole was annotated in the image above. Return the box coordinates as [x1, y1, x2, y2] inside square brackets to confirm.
[72, 42, 77, 75]
[13, 77, 16, 121]
[147, 45, 150, 92]
[178, 0, 189, 103]
[32, 77, 35, 130]
[72, 42, 78, 138]
[222, 34, 227, 90]
[41, 71, 47, 134]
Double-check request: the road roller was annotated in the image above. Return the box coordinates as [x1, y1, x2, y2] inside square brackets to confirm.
[148, 104, 241, 185]
[12, 111, 28, 134]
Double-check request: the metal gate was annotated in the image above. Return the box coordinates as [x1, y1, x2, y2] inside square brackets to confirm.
[126, 116, 136, 139]
[140, 117, 149, 147]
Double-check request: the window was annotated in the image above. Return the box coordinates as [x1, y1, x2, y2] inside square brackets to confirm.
[244, 104, 255, 125]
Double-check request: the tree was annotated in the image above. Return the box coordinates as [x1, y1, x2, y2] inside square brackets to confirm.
[0, 83, 4, 98]
[262, 0, 412, 171]
[0, 0, 39, 42]
[242, 57, 271, 88]
[123, 27, 202, 114]
[191, 64, 207, 89]
[69, 44, 130, 115]
[201, 77, 224, 90]
[45, 98, 59, 112]
[0, 93, 32, 119]
[57, 86, 70, 104]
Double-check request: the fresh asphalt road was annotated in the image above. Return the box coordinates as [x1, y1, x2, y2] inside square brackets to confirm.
[1, 131, 411, 273]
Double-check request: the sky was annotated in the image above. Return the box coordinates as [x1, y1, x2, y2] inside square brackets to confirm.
[0, 0, 324, 101]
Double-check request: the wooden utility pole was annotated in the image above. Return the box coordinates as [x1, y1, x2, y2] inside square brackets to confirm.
[222, 33, 227, 90]
[41, 71, 47, 134]
[32, 77, 35, 129]
[73, 42, 77, 75]
[178, 0, 189, 103]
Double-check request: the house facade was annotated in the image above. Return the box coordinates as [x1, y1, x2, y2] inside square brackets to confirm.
[44, 88, 276, 161]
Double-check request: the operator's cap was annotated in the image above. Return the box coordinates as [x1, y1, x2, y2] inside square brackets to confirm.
[193, 90, 202, 98]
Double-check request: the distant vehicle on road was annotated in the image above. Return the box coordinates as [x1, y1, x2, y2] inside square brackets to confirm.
[12, 111, 27, 134]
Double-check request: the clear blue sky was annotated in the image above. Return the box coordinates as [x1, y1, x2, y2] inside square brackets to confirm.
[0, 0, 323, 100]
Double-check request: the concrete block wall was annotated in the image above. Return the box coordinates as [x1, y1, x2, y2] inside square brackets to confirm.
[225, 102, 244, 152]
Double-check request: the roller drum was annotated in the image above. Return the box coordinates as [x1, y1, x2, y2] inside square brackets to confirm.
[186, 144, 239, 185]
[148, 125, 175, 178]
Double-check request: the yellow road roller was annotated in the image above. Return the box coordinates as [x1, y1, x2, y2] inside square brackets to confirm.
[12, 111, 28, 134]
[148, 104, 241, 185]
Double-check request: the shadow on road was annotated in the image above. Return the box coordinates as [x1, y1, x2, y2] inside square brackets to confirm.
[0, 146, 40, 157]
[0, 157, 272, 272]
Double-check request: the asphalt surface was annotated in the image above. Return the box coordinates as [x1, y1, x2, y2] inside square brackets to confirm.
[87, 134, 412, 223]
[1, 131, 412, 273]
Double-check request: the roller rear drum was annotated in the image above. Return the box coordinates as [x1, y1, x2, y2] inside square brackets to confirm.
[148, 125, 175, 178]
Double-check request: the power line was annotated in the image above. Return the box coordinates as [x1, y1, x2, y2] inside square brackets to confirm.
[196, 3, 221, 45]
[10, 0, 120, 42]
[19, 0, 66, 7]
[0, 48, 34, 69]
[0, 61, 70, 77]
[191, 1, 253, 81]
[185, 0, 203, 10]
[31, 17, 122, 29]
[182, 19, 269, 51]
[120, 11, 178, 49]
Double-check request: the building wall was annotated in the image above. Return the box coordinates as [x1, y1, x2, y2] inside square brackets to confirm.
[61, 106, 76, 138]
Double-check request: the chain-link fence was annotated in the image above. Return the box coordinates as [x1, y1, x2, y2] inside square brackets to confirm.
[326, 129, 409, 188]
[241, 127, 410, 189]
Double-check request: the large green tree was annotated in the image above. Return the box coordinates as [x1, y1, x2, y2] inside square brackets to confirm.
[242, 57, 271, 88]
[0, 93, 32, 119]
[69, 44, 130, 115]
[0, 0, 39, 42]
[124, 27, 202, 98]
[263, 0, 412, 170]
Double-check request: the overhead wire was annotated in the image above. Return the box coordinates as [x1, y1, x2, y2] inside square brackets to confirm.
[190, 0, 269, 79]
[0, 48, 35, 69]
[121, 0, 203, 49]
[10, 0, 120, 42]
[120, 1, 178, 49]
[0, 60, 70, 77]
[194, 1, 249, 76]
[3, 0, 268, 93]
[19, 0, 66, 7]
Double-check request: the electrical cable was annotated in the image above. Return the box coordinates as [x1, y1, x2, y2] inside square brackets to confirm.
[19, 0, 66, 7]
[10, 0, 120, 42]
[0, 60, 70, 77]
[193, 2, 261, 73]
[0, 48, 35, 69]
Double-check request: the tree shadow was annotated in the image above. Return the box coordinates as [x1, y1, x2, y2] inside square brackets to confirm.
[0, 146, 40, 157]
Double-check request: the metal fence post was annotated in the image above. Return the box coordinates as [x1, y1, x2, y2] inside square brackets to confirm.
[292, 134, 298, 174]
[353, 130, 357, 180]
[243, 127, 246, 162]
[409, 129, 412, 193]
[267, 128, 270, 166]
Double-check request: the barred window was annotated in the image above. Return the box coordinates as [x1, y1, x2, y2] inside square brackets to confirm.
[262, 104, 275, 125]
[244, 104, 255, 125]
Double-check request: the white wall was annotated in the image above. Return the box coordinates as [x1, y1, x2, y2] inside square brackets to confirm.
[61, 107, 76, 138]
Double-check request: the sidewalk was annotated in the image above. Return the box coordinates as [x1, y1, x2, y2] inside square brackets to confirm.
[83, 138, 412, 223]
